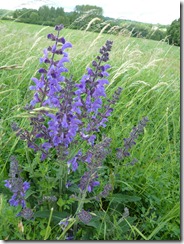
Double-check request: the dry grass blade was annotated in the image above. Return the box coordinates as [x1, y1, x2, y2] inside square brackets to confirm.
[85, 17, 101, 31]
[0, 65, 23, 70]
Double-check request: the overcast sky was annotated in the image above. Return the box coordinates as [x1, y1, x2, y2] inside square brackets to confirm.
[0, 0, 181, 25]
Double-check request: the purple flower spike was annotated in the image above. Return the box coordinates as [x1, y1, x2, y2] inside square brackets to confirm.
[116, 117, 149, 161]
[5, 156, 30, 209]
[78, 209, 92, 224]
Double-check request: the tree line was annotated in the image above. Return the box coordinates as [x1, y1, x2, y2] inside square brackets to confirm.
[12, 5, 104, 29]
[1, 5, 180, 46]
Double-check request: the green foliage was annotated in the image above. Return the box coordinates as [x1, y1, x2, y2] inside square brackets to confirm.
[0, 21, 180, 240]
[167, 18, 180, 46]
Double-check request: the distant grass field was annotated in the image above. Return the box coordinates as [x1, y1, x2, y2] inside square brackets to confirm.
[0, 20, 180, 240]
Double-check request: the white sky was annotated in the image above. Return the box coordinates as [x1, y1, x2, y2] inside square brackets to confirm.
[0, 0, 181, 25]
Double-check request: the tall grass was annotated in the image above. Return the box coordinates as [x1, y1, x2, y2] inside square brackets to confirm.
[0, 20, 180, 240]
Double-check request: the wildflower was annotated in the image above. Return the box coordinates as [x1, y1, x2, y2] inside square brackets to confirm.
[65, 181, 72, 188]
[67, 150, 82, 172]
[78, 209, 92, 224]
[100, 184, 113, 198]
[95, 183, 113, 201]
[29, 26, 72, 109]
[18, 208, 34, 220]
[74, 40, 115, 142]
[79, 171, 100, 192]
[4, 156, 30, 208]
[59, 217, 69, 230]
[116, 117, 149, 160]
[78, 137, 111, 193]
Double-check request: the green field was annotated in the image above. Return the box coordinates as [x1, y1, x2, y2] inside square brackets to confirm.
[0, 20, 180, 240]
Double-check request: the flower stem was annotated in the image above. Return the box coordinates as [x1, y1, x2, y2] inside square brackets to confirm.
[44, 207, 54, 240]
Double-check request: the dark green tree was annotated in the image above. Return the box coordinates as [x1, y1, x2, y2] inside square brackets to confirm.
[38, 5, 50, 21]
[148, 29, 166, 41]
[167, 18, 180, 46]
[29, 12, 39, 24]
[126, 23, 150, 38]
[71, 5, 103, 30]
[50, 6, 56, 20]
[75, 5, 103, 16]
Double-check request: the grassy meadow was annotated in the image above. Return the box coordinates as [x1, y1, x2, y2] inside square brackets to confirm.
[0, 20, 180, 240]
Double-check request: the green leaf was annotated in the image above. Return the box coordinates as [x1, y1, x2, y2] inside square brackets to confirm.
[108, 194, 141, 203]
[34, 210, 68, 223]
[57, 197, 65, 207]
[40, 228, 46, 237]
[86, 219, 101, 228]
[25, 189, 36, 199]
[15, 205, 22, 215]
[119, 216, 137, 234]
[14, 148, 25, 154]
[43, 226, 51, 240]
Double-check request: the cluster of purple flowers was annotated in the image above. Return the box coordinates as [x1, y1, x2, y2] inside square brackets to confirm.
[78, 137, 112, 193]
[12, 24, 122, 169]
[116, 117, 149, 162]
[66, 136, 112, 193]
[12, 25, 120, 164]
[4, 156, 30, 208]
[78, 209, 92, 224]
[74, 40, 114, 142]
[4, 156, 33, 219]
[7, 25, 148, 228]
